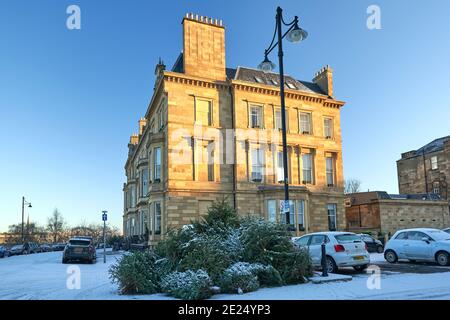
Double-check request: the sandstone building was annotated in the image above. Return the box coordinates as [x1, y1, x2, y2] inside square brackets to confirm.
[123, 14, 347, 245]
[397, 136, 450, 200]
[345, 191, 450, 236]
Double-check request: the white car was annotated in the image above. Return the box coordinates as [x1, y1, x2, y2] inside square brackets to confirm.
[292, 232, 370, 273]
[384, 228, 450, 266]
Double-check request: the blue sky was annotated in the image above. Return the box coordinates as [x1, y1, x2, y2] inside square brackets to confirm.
[1, 0, 449, 232]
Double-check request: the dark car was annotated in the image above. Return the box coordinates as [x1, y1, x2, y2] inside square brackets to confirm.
[52, 243, 66, 251]
[0, 246, 9, 258]
[27, 242, 41, 254]
[9, 244, 29, 256]
[40, 244, 52, 252]
[62, 237, 97, 264]
[358, 234, 384, 253]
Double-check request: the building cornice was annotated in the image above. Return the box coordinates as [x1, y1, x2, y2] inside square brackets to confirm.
[163, 71, 230, 90]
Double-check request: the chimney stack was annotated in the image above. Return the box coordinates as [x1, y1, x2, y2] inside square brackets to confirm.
[312, 65, 334, 98]
[138, 118, 147, 135]
[182, 13, 226, 80]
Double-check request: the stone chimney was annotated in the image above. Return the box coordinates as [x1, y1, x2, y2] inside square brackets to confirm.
[182, 13, 226, 81]
[129, 134, 139, 145]
[313, 65, 334, 98]
[138, 118, 147, 135]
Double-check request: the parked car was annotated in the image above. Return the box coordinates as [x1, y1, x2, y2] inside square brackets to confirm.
[292, 231, 370, 273]
[358, 234, 384, 253]
[40, 244, 52, 252]
[0, 246, 9, 258]
[27, 242, 41, 254]
[384, 228, 450, 266]
[9, 244, 29, 256]
[62, 237, 97, 264]
[52, 243, 66, 251]
[443, 228, 450, 234]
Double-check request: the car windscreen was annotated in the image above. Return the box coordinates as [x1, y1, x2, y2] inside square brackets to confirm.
[335, 234, 362, 243]
[428, 230, 450, 241]
[69, 240, 90, 246]
[11, 245, 22, 249]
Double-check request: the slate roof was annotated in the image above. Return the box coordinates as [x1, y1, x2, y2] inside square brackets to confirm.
[347, 191, 443, 205]
[170, 53, 326, 96]
[232, 66, 326, 96]
[415, 136, 450, 156]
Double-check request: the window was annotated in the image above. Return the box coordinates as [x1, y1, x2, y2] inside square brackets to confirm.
[279, 200, 295, 225]
[196, 141, 214, 182]
[140, 168, 148, 196]
[207, 142, 214, 182]
[130, 185, 136, 208]
[271, 79, 279, 85]
[158, 109, 164, 130]
[297, 200, 305, 229]
[251, 148, 264, 182]
[407, 231, 431, 241]
[431, 156, 438, 170]
[286, 82, 296, 89]
[433, 186, 440, 195]
[395, 232, 408, 240]
[302, 153, 313, 184]
[276, 151, 285, 183]
[153, 147, 161, 182]
[299, 112, 312, 134]
[254, 76, 264, 84]
[310, 235, 327, 246]
[274, 109, 282, 130]
[250, 106, 262, 128]
[154, 202, 161, 235]
[326, 156, 334, 187]
[327, 204, 337, 231]
[324, 118, 333, 139]
[268, 200, 277, 222]
[295, 236, 310, 246]
[142, 210, 148, 235]
[196, 99, 212, 126]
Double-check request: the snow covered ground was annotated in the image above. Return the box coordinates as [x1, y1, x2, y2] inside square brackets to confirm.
[1, 251, 450, 300]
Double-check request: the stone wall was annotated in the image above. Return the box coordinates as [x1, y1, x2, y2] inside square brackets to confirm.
[378, 200, 450, 235]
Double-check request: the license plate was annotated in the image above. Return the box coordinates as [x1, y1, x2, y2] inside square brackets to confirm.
[353, 255, 364, 260]
[74, 248, 83, 253]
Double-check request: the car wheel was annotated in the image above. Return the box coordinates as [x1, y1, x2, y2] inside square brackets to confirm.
[436, 251, 449, 266]
[326, 256, 338, 274]
[384, 250, 398, 263]
[62, 258, 68, 264]
[377, 246, 384, 254]
[353, 264, 368, 272]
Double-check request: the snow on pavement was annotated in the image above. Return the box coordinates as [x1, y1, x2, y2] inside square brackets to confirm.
[1, 251, 450, 300]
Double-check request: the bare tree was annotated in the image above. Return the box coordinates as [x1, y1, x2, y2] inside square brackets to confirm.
[47, 208, 66, 243]
[344, 179, 362, 194]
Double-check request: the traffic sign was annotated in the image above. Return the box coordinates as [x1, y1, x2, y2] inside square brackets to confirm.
[280, 200, 290, 213]
[102, 213, 107, 221]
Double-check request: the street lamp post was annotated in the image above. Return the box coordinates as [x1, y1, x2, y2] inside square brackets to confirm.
[21, 197, 32, 243]
[258, 6, 308, 225]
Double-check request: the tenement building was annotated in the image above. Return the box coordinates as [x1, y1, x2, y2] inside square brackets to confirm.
[123, 14, 347, 245]
[397, 136, 450, 200]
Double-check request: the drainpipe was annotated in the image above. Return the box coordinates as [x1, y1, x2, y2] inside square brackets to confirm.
[229, 85, 237, 210]
[422, 149, 429, 194]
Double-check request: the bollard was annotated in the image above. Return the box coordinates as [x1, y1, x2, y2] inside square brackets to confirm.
[321, 242, 328, 277]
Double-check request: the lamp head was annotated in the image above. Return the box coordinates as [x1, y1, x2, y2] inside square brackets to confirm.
[286, 22, 308, 43]
[258, 55, 275, 72]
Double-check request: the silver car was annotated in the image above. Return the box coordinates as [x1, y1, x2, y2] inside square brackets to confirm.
[292, 232, 370, 273]
[384, 228, 450, 266]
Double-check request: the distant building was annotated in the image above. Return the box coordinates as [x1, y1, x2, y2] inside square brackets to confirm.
[397, 136, 450, 200]
[345, 191, 450, 235]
